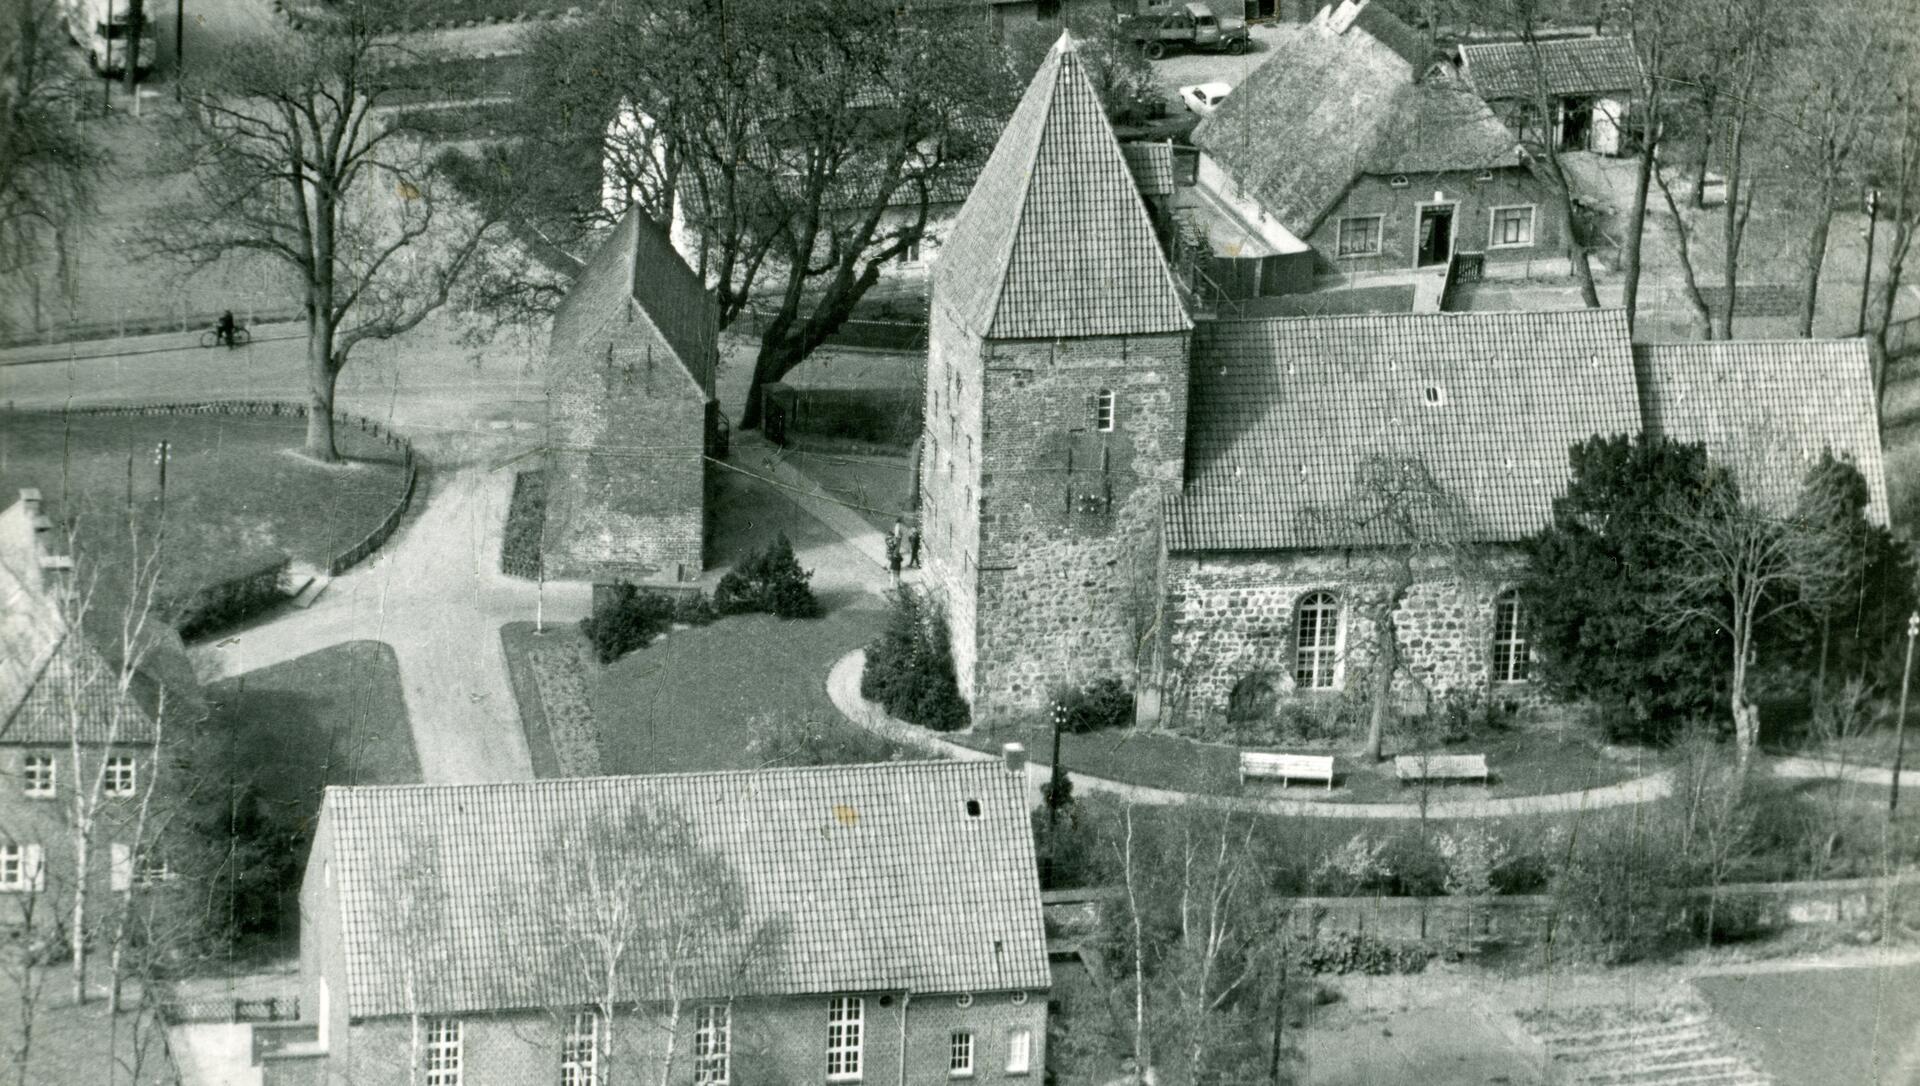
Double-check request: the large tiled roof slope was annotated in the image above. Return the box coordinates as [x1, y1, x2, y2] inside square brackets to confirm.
[1459, 36, 1643, 100]
[323, 761, 1050, 1018]
[1168, 309, 1641, 550]
[935, 34, 1188, 340]
[1194, 24, 1518, 238]
[1634, 341, 1890, 526]
[548, 210, 717, 396]
[0, 498, 157, 745]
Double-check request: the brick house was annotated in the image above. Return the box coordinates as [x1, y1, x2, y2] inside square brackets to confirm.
[920, 34, 1891, 729]
[0, 490, 199, 914]
[253, 756, 1050, 1085]
[541, 210, 720, 584]
[1192, 1, 1571, 278]
[1457, 36, 1643, 157]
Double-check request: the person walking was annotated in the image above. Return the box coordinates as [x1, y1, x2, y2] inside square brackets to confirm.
[885, 528, 903, 587]
[907, 522, 922, 567]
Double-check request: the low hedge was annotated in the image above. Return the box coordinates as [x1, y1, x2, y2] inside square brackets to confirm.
[170, 556, 291, 640]
[581, 584, 718, 664]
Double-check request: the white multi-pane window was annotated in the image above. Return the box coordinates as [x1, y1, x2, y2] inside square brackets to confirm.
[1492, 590, 1530, 683]
[561, 1011, 599, 1086]
[103, 756, 136, 797]
[826, 996, 863, 1080]
[1006, 1029, 1032, 1075]
[949, 1031, 974, 1077]
[0, 845, 43, 892]
[1294, 592, 1343, 690]
[1094, 389, 1116, 432]
[425, 1019, 462, 1085]
[694, 1004, 731, 1085]
[1337, 215, 1383, 256]
[1490, 206, 1535, 248]
[23, 756, 54, 797]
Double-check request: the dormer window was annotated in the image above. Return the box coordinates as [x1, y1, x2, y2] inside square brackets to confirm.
[1389, 175, 1410, 188]
[1094, 389, 1116, 432]
[1423, 385, 1447, 406]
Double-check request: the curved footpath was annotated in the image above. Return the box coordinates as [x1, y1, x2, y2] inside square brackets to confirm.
[827, 650, 1920, 820]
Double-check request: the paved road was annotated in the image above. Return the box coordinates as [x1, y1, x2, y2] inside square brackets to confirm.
[193, 466, 592, 783]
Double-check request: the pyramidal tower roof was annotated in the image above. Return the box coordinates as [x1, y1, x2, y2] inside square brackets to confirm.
[935, 33, 1190, 340]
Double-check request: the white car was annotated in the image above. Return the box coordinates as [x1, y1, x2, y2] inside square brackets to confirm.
[1181, 82, 1233, 117]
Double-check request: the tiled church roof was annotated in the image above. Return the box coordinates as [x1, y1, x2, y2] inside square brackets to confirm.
[548, 210, 717, 397]
[1634, 341, 1890, 525]
[322, 760, 1050, 1018]
[934, 33, 1189, 340]
[1167, 309, 1642, 551]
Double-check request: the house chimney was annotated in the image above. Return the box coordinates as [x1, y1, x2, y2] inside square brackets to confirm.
[18, 488, 42, 515]
[1001, 742, 1027, 775]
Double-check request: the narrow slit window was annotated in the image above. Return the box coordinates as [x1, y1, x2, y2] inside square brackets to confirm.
[1094, 389, 1116, 432]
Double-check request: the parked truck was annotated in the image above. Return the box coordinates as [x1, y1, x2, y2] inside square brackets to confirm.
[63, 0, 156, 79]
[1122, 2, 1249, 60]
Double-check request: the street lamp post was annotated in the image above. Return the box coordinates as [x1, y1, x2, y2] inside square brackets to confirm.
[1858, 187, 1881, 338]
[1892, 611, 1918, 813]
[1048, 698, 1066, 831]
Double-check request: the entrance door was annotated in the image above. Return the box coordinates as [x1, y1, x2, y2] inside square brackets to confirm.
[1559, 97, 1593, 152]
[1416, 205, 1454, 267]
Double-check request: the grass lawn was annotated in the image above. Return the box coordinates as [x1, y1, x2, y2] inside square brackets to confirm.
[0, 412, 407, 606]
[0, 974, 175, 1086]
[569, 607, 883, 775]
[199, 641, 418, 820]
[1695, 963, 1920, 1086]
[944, 717, 1653, 803]
[781, 448, 914, 534]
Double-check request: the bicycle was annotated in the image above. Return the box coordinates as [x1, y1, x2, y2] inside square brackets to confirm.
[199, 325, 252, 349]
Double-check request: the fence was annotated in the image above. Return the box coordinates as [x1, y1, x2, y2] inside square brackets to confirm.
[0, 304, 305, 352]
[158, 996, 301, 1026]
[5, 399, 422, 578]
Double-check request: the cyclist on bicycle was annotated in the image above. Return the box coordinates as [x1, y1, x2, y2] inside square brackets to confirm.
[216, 310, 237, 349]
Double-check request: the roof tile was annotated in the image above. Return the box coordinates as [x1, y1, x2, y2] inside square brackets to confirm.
[1460, 37, 1643, 101]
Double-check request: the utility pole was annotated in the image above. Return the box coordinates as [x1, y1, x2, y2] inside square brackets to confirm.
[1892, 612, 1917, 812]
[102, 0, 115, 115]
[173, 0, 185, 99]
[1859, 188, 1881, 337]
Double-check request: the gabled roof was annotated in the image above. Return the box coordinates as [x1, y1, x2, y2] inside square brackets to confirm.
[1459, 37, 1643, 101]
[1633, 341, 1890, 526]
[548, 210, 717, 397]
[935, 33, 1189, 339]
[0, 497, 158, 745]
[322, 760, 1050, 1019]
[1167, 309, 1642, 551]
[1194, 23, 1520, 238]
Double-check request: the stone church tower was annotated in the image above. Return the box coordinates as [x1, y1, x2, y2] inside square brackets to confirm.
[921, 34, 1192, 723]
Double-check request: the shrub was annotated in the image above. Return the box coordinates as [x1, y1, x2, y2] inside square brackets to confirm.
[1548, 817, 1698, 963]
[170, 556, 292, 640]
[580, 583, 679, 663]
[1430, 689, 1516, 744]
[671, 591, 719, 627]
[714, 532, 820, 618]
[1271, 697, 1352, 746]
[1053, 677, 1134, 734]
[745, 711, 918, 767]
[861, 588, 970, 731]
[499, 469, 545, 579]
[1297, 929, 1431, 976]
[1309, 833, 1393, 896]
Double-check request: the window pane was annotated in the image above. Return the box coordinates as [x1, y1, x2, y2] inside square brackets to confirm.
[1007, 1029, 1031, 1074]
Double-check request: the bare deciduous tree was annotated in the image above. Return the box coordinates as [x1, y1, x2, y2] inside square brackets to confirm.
[153, 2, 498, 461]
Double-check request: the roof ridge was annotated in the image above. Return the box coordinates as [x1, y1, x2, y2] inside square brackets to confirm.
[968, 42, 1061, 337]
[1636, 337, 1867, 348]
[324, 758, 999, 797]
[1200, 306, 1627, 327]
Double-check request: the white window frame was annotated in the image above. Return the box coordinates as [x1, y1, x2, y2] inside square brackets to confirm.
[1294, 592, 1344, 690]
[694, 1003, 731, 1085]
[1488, 205, 1536, 250]
[103, 756, 136, 797]
[1335, 215, 1383, 257]
[949, 1030, 975, 1078]
[1492, 590, 1530, 684]
[23, 755, 54, 798]
[425, 1018, 462, 1086]
[1094, 389, 1116, 432]
[1413, 200, 1458, 268]
[1006, 1028, 1032, 1075]
[562, 1010, 599, 1086]
[826, 996, 864, 1081]
[0, 845, 43, 893]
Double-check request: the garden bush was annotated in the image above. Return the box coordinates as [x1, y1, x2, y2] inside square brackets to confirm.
[1297, 929, 1432, 976]
[581, 583, 702, 663]
[714, 532, 820, 618]
[499, 469, 545, 579]
[861, 588, 969, 731]
[745, 711, 918, 767]
[169, 555, 292, 640]
[1053, 676, 1134, 734]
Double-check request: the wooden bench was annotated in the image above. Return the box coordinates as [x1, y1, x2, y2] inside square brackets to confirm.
[1394, 753, 1490, 785]
[1239, 752, 1336, 791]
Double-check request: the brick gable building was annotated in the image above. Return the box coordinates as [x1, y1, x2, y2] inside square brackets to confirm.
[253, 757, 1049, 1085]
[542, 211, 721, 584]
[923, 35, 1892, 730]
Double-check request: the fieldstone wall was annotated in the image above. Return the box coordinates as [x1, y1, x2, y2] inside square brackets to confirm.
[1161, 548, 1539, 740]
[968, 332, 1189, 722]
[919, 303, 987, 700]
